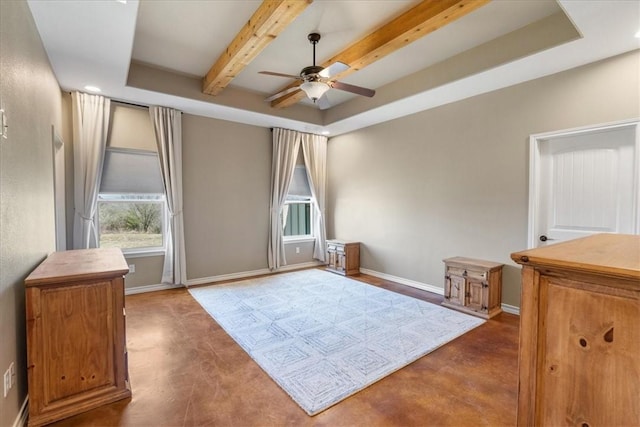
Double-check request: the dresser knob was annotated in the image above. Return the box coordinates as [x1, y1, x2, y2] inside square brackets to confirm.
[520, 256, 529, 262]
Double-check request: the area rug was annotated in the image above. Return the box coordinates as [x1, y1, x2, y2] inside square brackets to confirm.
[188, 269, 484, 415]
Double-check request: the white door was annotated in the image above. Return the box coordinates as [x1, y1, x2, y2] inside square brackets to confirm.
[529, 121, 639, 248]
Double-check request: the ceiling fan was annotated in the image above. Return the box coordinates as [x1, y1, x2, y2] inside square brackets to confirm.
[259, 33, 375, 109]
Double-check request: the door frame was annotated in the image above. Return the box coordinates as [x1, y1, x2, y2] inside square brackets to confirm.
[527, 118, 640, 248]
[52, 125, 66, 251]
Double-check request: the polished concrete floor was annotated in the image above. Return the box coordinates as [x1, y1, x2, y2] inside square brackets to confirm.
[51, 271, 520, 427]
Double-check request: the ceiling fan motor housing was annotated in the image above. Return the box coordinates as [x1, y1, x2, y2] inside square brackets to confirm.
[300, 65, 324, 81]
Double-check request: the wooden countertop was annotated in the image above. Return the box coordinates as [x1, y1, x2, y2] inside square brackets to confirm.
[511, 233, 640, 281]
[326, 239, 360, 245]
[25, 248, 129, 287]
[443, 256, 504, 270]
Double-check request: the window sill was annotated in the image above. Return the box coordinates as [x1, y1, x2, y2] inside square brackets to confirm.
[122, 249, 165, 259]
[284, 237, 315, 244]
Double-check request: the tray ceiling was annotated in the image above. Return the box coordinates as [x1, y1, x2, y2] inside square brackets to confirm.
[27, 0, 640, 135]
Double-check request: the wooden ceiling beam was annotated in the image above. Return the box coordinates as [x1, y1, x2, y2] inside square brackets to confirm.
[202, 0, 312, 96]
[270, 0, 490, 109]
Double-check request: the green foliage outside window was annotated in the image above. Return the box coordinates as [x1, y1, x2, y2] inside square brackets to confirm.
[98, 200, 163, 249]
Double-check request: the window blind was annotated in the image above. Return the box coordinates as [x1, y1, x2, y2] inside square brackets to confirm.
[100, 147, 164, 194]
[288, 165, 311, 198]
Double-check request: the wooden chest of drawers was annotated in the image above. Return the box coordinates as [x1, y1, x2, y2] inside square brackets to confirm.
[326, 240, 360, 276]
[442, 257, 503, 319]
[24, 248, 131, 427]
[511, 234, 640, 427]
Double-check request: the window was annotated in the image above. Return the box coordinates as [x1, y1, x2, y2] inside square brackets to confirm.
[98, 145, 166, 253]
[283, 165, 313, 239]
[97, 194, 165, 252]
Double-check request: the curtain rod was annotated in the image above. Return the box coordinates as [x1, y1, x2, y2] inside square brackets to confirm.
[113, 99, 149, 109]
[66, 91, 182, 113]
[113, 99, 183, 113]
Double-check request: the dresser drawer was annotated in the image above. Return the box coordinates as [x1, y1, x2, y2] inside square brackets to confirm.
[446, 266, 487, 281]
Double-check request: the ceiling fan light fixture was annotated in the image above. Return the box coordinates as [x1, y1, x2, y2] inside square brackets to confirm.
[300, 81, 330, 102]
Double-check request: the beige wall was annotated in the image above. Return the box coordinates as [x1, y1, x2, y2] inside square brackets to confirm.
[123, 255, 164, 288]
[182, 115, 316, 281]
[108, 103, 157, 151]
[0, 0, 63, 424]
[327, 50, 640, 308]
[182, 115, 271, 278]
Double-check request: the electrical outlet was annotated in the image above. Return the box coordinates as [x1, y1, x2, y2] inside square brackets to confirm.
[295, 247, 300, 254]
[128, 264, 135, 274]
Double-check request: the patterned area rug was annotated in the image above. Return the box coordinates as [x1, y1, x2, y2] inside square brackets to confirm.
[188, 269, 484, 415]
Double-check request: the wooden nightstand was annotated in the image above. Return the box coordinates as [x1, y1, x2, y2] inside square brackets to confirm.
[442, 257, 503, 319]
[326, 240, 360, 276]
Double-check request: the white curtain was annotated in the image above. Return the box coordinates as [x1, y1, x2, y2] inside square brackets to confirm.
[71, 92, 111, 249]
[301, 133, 328, 261]
[268, 128, 301, 269]
[150, 106, 187, 286]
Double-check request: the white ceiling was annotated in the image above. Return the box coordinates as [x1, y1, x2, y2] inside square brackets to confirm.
[27, 0, 640, 136]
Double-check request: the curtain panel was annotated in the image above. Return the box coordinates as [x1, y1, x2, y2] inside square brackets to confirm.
[301, 133, 328, 262]
[268, 128, 329, 269]
[268, 128, 301, 269]
[71, 92, 111, 249]
[150, 106, 187, 286]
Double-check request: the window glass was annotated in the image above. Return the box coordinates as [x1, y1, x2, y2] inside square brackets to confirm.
[283, 200, 311, 237]
[97, 194, 165, 252]
[283, 165, 313, 238]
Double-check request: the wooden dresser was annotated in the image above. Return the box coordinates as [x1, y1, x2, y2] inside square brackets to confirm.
[326, 240, 360, 276]
[24, 248, 131, 427]
[442, 257, 503, 319]
[511, 234, 640, 427]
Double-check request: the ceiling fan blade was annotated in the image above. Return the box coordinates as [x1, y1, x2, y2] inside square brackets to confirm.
[319, 61, 349, 78]
[331, 80, 375, 97]
[259, 71, 302, 79]
[264, 86, 300, 102]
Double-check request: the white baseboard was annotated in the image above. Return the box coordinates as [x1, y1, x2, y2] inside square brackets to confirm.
[13, 396, 28, 427]
[125, 265, 522, 315]
[360, 268, 521, 315]
[185, 261, 325, 287]
[359, 268, 444, 295]
[125, 283, 182, 295]
[501, 303, 520, 316]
